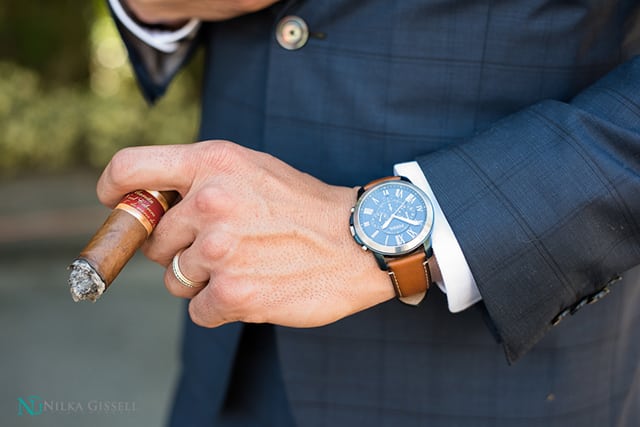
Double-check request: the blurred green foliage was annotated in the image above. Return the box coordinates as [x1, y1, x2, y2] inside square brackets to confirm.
[0, 2, 92, 86]
[0, 1, 200, 177]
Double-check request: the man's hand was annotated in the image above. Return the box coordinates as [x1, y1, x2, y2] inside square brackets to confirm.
[121, 0, 279, 25]
[97, 141, 395, 328]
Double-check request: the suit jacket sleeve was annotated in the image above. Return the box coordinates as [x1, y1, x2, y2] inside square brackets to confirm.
[418, 56, 640, 363]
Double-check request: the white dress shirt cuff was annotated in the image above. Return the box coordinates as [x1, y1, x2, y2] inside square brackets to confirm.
[108, 0, 201, 53]
[394, 161, 482, 313]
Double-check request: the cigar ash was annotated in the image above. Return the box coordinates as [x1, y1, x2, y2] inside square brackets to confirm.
[68, 259, 106, 302]
[68, 190, 178, 303]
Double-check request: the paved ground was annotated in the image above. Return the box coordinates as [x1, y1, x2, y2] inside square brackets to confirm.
[0, 171, 183, 426]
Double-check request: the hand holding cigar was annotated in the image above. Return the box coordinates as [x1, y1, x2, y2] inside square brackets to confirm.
[68, 189, 178, 302]
[74, 141, 393, 329]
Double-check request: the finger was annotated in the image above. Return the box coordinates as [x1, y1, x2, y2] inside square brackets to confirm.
[97, 141, 244, 208]
[188, 287, 227, 328]
[96, 144, 198, 207]
[165, 247, 210, 299]
[187, 273, 264, 327]
[187, 275, 253, 328]
[143, 182, 235, 265]
[142, 200, 198, 266]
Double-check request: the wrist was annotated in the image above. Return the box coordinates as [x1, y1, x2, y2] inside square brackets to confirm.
[347, 224, 398, 308]
[337, 186, 396, 310]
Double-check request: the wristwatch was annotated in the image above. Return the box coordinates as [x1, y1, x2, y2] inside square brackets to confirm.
[349, 176, 435, 305]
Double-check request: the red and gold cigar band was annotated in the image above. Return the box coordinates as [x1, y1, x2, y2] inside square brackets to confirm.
[115, 190, 171, 235]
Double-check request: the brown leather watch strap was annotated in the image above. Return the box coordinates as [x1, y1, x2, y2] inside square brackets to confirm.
[386, 249, 432, 299]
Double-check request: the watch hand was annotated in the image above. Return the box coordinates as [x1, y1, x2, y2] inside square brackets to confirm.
[380, 215, 394, 230]
[381, 200, 407, 229]
[393, 215, 422, 226]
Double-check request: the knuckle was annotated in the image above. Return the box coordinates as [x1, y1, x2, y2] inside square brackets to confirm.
[211, 280, 255, 313]
[198, 140, 242, 173]
[199, 233, 228, 261]
[193, 185, 229, 215]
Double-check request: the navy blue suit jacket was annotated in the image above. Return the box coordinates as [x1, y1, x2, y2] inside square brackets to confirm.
[115, 1, 640, 425]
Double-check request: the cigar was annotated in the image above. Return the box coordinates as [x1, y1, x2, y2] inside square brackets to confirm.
[68, 190, 179, 302]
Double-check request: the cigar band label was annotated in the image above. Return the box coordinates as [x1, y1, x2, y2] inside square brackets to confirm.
[115, 190, 169, 235]
[146, 190, 170, 211]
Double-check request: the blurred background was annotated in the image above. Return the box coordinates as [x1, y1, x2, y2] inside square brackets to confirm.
[1, 1, 202, 425]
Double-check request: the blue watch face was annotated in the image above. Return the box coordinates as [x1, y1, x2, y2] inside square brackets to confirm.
[352, 180, 434, 255]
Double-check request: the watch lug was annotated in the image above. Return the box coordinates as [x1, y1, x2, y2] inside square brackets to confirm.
[373, 252, 389, 270]
[423, 238, 433, 257]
